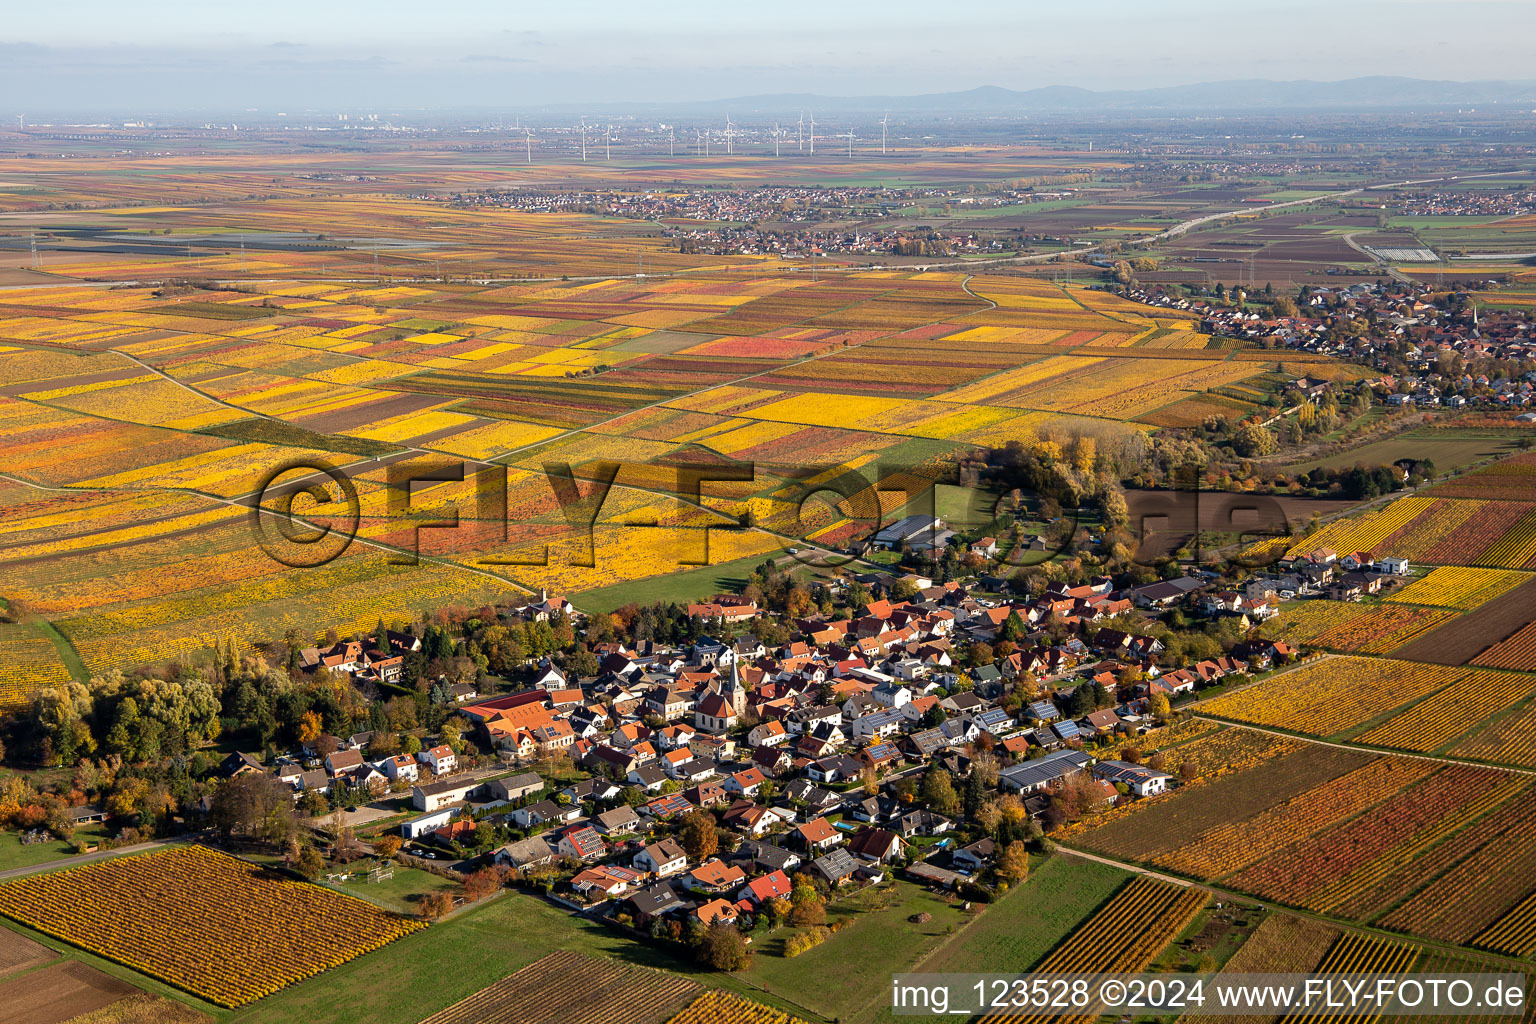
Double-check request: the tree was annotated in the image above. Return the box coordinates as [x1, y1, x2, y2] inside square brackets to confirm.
[679, 809, 719, 862]
[698, 921, 750, 970]
[1232, 421, 1277, 458]
[997, 840, 1030, 885]
[1147, 692, 1172, 721]
[373, 835, 402, 859]
[920, 768, 960, 817]
[789, 881, 826, 926]
[419, 891, 454, 921]
[210, 772, 298, 845]
[462, 867, 505, 901]
[295, 845, 326, 880]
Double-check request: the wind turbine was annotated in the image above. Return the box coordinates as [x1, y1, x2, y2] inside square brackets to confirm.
[773, 123, 781, 157]
[881, 112, 889, 155]
[843, 129, 854, 158]
[524, 127, 533, 164]
[669, 125, 674, 158]
[695, 129, 702, 157]
[605, 124, 613, 161]
[724, 113, 734, 155]
[796, 112, 804, 152]
[808, 112, 816, 156]
[579, 118, 587, 162]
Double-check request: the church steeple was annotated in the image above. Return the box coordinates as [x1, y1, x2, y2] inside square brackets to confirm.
[726, 656, 745, 717]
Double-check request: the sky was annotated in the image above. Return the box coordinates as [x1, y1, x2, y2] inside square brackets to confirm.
[4, 0, 1533, 115]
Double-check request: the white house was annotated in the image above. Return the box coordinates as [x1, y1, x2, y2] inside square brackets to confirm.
[400, 808, 453, 839]
[411, 777, 478, 812]
[380, 754, 419, 783]
[1092, 760, 1174, 797]
[849, 707, 906, 744]
[1378, 557, 1410, 576]
[747, 721, 789, 748]
[633, 838, 688, 877]
[417, 745, 456, 775]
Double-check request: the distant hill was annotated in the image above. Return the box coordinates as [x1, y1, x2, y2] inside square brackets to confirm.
[686, 77, 1536, 115]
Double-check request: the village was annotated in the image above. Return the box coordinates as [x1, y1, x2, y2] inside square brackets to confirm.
[1117, 278, 1536, 409]
[202, 533, 1393, 961]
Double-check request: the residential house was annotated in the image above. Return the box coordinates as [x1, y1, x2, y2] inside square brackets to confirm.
[847, 826, 905, 864]
[736, 869, 793, 905]
[686, 859, 747, 892]
[492, 835, 558, 869]
[794, 817, 842, 853]
[411, 777, 477, 812]
[811, 847, 859, 886]
[998, 749, 1093, 794]
[634, 838, 689, 878]
[381, 754, 419, 783]
[417, 745, 456, 776]
[1093, 760, 1174, 797]
[592, 804, 642, 835]
[556, 824, 607, 861]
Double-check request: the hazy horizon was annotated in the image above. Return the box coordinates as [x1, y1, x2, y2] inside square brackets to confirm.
[5, 0, 1535, 115]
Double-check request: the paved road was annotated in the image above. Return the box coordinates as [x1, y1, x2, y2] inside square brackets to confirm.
[0, 836, 182, 881]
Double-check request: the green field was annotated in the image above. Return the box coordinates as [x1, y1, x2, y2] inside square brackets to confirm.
[862, 854, 1130, 1024]
[570, 552, 770, 614]
[741, 882, 971, 1023]
[1285, 430, 1524, 476]
[0, 825, 108, 873]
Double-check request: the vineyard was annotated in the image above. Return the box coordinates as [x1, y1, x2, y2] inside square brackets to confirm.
[1198, 657, 1462, 736]
[421, 950, 700, 1024]
[1288, 933, 1419, 1024]
[0, 845, 423, 1007]
[1378, 953, 1536, 1024]
[1152, 756, 1438, 881]
[979, 877, 1207, 1024]
[1387, 566, 1532, 610]
[1337, 787, 1536, 923]
[1449, 696, 1536, 767]
[1371, 785, 1536, 944]
[1223, 765, 1525, 912]
[1471, 619, 1536, 670]
[1353, 670, 1536, 753]
[1177, 914, 1339, 1024]
[1475, 891, 1536, 957]
[1308, 604, 1457, 654]
[0, 258, 1274, 669]
[1155, 728, 1300, 781]
[665, 991, 810, 1024]
[1069, 746, 1373, 862]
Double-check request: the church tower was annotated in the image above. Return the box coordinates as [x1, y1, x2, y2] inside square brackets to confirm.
[726, 656, 746, 717]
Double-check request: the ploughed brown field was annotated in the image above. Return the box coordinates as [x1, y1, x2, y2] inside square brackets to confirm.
[0, 925, 56, 977]
[1392, 575, 1536, 665]
[1123, 489, 1356, 559]
[417, 949, 700, 1024]
[0, 962, 135, 1024]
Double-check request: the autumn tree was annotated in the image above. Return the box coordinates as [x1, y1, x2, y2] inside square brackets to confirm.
[679, 809, 719, 862]
[210, 772, 298, 845]
[419, 891, 454, 921]
[295, 845, 326, 880]
[997, 840, 1030, 885]
[789, 881, 826, 926]
[697, 921, 751, 970]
